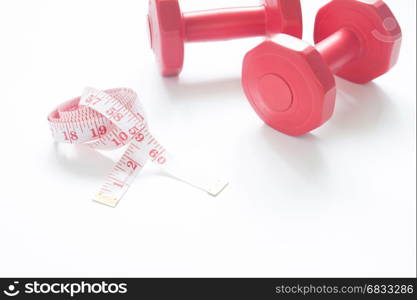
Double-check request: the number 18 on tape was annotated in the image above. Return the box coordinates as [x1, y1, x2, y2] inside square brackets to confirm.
[48, 87, 228, 207]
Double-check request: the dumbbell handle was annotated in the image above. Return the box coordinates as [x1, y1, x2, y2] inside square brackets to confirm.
[315, 28, 361, 73]
[183, 6, 270, 42]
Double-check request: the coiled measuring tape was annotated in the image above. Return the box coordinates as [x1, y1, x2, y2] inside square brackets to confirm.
[48, 87, 228, 207]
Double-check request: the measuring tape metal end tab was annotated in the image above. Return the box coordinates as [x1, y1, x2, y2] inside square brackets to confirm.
[94, 194, 119, 208]
[48, 87, 228, 207]
[208, 180, 229, 197]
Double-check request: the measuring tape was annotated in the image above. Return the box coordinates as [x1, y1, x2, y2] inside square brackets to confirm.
[48, 87, 228, 207]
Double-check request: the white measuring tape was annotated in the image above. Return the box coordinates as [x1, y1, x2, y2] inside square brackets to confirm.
[48, 87, 228, 207]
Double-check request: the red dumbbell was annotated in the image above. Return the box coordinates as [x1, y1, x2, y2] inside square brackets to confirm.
[242, 0, 402, 136]
[148, 0, 302, 76]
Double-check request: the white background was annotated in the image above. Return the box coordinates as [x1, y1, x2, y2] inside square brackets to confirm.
[0, 0, 415, 277]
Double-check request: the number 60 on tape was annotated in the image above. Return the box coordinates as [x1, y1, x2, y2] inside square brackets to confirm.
[48, 87, 228, 207]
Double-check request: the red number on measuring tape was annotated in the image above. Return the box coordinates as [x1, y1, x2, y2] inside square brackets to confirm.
[106, 107, 116, 115]
[106, 107, 124, 122]
[126, 160, 138, 170]
[149, 149, 159, 158]
[157, 156, 166, 165]
[63, 131, 78, 141]
[119, 132, 128, 141]
[111, 139, 121, 146]
[113, 113, 123, 121]
[129, 127, 139, 135]
[111, 132, 129, 146]
[135, 133, 145, 142]
[85, 95, 102, 105]
[91, 126, 107, 138]
[150, 150, 166, 164]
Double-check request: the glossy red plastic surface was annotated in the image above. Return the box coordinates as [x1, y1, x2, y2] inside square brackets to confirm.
[242, 35, 336, 136]
[183, 7, 267, 42]
[242, 0, 402, 136]
[314, 0, 402, 83]
[148, 0, 184, 76]
[148, 0, 302, 76]
[315, 28, 361, 74]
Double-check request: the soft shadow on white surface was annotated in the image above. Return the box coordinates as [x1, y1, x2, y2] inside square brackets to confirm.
[161, 75, 392, 136]
[51, 143, 114, 179]
[161, 77, 243, 101]
[325, 79, 392, 137]
[259, 126, 324, 177]
[247, 79, 394, 177]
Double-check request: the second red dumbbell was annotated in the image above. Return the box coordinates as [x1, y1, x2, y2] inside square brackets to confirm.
[148, 0, 303, 76]
[242, 0, 402, 136]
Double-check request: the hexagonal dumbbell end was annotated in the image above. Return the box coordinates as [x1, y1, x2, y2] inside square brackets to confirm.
[314, 0, 402, 83]
[148, 0, 184, 76]
[242, 35, 337, 136]
[264, 0, 303, 38]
